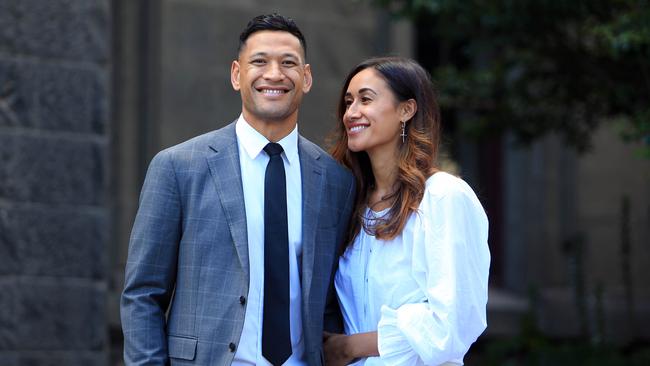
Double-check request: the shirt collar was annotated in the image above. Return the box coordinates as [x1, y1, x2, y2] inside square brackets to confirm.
[235, 114, 299, 165]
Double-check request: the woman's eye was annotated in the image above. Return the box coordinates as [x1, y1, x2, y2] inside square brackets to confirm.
[361, 97, 372, 103]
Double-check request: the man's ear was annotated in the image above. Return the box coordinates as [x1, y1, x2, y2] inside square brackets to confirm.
[231, 60, 241, 91]
[400, 99, 417, 122]
[302, 64, 313, 93]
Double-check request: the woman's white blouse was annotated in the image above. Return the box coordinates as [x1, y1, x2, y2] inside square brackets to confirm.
[335, 172, 490, 366]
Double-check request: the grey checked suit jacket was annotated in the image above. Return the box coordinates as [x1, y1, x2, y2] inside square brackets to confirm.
[121, 122, 355, 366]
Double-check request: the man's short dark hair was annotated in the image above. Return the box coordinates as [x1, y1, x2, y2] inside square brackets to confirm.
[238, 13, 307, 58]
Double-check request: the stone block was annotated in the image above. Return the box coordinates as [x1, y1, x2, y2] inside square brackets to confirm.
[0, 281, 18, 349]
[0, 354, 17, 366]
[0, 134, 106, 206]
[0, 280, 107, 350]
[0, 61, 33, 128]
[0, 59, 107, 134]
[0, 0, 109, 62]
[0, 209, 21, 276]
[0, 206, 107, 278]
[37, 63, 108, 134]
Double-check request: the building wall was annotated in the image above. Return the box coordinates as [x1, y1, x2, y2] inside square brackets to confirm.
[0, 0, 111, 364]
[502, 126, 650, 342]
[574, 125, 650, 341]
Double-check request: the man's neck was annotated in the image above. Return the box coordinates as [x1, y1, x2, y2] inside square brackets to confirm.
[242, 112, 298, 142]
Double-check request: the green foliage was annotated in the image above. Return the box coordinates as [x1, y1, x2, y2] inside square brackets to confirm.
[375, 0, 650, 155]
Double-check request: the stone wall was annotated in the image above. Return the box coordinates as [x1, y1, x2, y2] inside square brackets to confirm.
[0, 0, 110, 364]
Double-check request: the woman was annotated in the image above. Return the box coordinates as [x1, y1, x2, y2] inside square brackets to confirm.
[324, 57, 490, 366]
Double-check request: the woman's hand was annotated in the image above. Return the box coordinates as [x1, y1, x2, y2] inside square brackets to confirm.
[323, 331, 355, 366]
[323, 331, 379, 366]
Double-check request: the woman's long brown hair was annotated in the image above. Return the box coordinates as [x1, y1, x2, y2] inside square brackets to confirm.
[329, 57, 441, 248]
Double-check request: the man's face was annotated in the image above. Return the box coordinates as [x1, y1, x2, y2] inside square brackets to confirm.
[231, 30, 312, 129]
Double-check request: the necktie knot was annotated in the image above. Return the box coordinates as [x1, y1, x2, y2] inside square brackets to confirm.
[264, 142, 284, 157]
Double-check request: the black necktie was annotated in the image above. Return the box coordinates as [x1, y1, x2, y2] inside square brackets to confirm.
[262, 142, 291, 365]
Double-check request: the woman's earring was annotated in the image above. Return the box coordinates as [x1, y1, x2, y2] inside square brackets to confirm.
[400, 121, 407, 143]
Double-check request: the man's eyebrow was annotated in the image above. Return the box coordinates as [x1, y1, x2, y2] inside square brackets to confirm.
[248, 52, 268, 58]
[280, 53, 304, 64]
[248, 52, 301, 58]
[245, 52, 304, 65]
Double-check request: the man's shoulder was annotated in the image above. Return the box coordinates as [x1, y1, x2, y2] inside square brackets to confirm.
[298, 135, 352, 178]
[152, 122, 237, 165]
[161, 122, 236, 154]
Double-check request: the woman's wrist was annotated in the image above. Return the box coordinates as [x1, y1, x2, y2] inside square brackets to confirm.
[347, 332, 379, 359]
[345, 333, 360, 359]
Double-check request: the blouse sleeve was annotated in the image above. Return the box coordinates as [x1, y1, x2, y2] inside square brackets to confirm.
[376, 178, 490, 365]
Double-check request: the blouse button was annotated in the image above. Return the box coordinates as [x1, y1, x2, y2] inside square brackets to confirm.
[239, 296, 246, 305]
[229, 342, 237, 352]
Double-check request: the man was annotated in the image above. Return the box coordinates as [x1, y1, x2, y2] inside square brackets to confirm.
[121, 13, 355, 366]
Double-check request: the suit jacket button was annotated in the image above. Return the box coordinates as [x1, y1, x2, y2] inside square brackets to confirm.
[239, 296, 246, 305]
[229, 342, 236, 352]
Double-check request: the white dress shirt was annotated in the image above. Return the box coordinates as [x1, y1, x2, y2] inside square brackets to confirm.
[233, 115, 306, 366]
[335, 172, 490, 366]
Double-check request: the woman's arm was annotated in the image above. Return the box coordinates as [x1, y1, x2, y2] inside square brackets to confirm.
[375, 179, 490, 365]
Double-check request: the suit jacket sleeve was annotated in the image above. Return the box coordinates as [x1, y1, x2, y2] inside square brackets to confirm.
[323, 172, 356, 333]
[121, 149, 182, 365]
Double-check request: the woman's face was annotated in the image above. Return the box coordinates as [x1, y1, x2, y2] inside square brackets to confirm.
[343, 68, 405, 155]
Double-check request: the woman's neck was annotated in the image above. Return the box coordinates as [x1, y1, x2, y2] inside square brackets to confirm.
[367, 148, 399, 209]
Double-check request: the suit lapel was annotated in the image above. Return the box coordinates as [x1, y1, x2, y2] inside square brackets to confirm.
[206, 123, 249, 273]
[299, 137, 323, 311]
